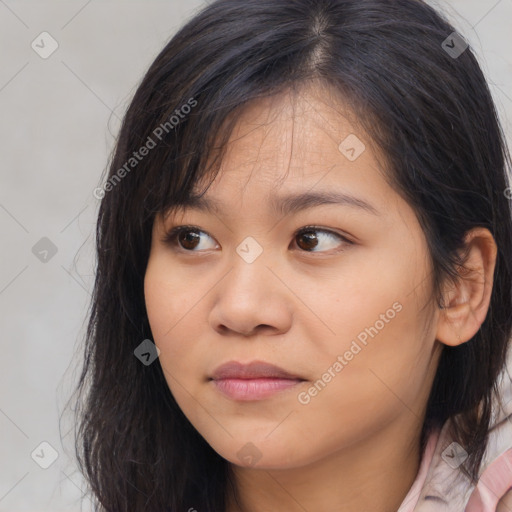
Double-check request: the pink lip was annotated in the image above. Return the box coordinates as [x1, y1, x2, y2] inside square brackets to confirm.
[210, 360, 305, 401]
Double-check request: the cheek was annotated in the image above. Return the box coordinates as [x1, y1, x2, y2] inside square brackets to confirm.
[144, 254, 196, 341]
[144, 259, 206, 385]
[144, 277, 175, 345]
[316, 268, 435, 412]
[296, 308, 432, 445]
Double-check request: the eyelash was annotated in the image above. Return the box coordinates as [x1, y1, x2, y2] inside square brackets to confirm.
[160, 224, 353, 255]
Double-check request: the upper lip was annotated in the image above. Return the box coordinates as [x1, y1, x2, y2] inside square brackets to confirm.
[210, 360, 304, 380]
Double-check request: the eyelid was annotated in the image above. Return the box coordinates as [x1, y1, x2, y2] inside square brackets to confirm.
[160, 224, 354, 253]
[296, 225, 354, 244]
[291, 225, 354, 255]
[160, 224, 216, 247]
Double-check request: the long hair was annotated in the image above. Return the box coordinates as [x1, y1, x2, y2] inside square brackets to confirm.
[67, 0, 512, 510]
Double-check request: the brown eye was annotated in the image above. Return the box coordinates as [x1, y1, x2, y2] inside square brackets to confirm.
[293, 227, 351, 253]
[178, 229, 201, 250]
[161, 225, 352, 254]
[162, 226, 218, 252]
[296, 231, 319, 251]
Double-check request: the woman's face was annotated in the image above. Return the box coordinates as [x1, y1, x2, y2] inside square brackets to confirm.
[144, 85, 443, 470]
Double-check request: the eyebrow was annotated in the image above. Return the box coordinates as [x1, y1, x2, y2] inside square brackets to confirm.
[172, 190, 380, 217]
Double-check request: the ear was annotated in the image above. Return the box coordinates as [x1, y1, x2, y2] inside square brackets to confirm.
[435, 227, 497, 347]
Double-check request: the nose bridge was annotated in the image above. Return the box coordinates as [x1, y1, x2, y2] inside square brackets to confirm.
[235, 234, 267, 266]
[208, 234, 290, 335]
[223, 234, 273, 297]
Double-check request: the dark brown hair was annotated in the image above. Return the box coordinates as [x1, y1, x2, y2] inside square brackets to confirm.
[66, 0, 512, 510]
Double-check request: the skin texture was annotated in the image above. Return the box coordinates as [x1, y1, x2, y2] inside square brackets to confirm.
[144, 84, 497, 512]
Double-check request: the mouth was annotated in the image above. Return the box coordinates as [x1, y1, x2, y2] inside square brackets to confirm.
[209, 360, 306, 401]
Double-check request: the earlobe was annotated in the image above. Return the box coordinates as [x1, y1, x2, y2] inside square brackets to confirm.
[435, 228, 497, 348]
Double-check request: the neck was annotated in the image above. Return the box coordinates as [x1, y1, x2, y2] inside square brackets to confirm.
[225, 416, 424, 512]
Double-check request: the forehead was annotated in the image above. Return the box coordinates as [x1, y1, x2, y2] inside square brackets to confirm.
[184, 85, 393, 212]
[218, 84, 365, 172]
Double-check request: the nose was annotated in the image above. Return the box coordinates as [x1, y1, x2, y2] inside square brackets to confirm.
[208, 247, 293, 338]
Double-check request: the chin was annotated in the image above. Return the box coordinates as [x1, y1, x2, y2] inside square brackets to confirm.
[209, 438, 310, 470]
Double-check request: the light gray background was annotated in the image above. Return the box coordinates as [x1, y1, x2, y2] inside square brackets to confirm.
[1, 1, 511, 510]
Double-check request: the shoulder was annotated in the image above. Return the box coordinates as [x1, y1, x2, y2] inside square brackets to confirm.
[410, 355, 512, 511]
[457, 359, 512, 512]
[465, 447, 512, 511]
[497, 488, 512, 512]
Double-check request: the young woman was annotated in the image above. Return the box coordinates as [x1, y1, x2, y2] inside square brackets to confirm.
[71, 0, 512, 510]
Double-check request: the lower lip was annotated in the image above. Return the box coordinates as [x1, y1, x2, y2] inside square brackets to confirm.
[212, 378, 304, 400]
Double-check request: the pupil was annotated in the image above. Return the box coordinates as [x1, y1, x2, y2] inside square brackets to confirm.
[299, 231, 317, 250]
[180, 230, 199, 249]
